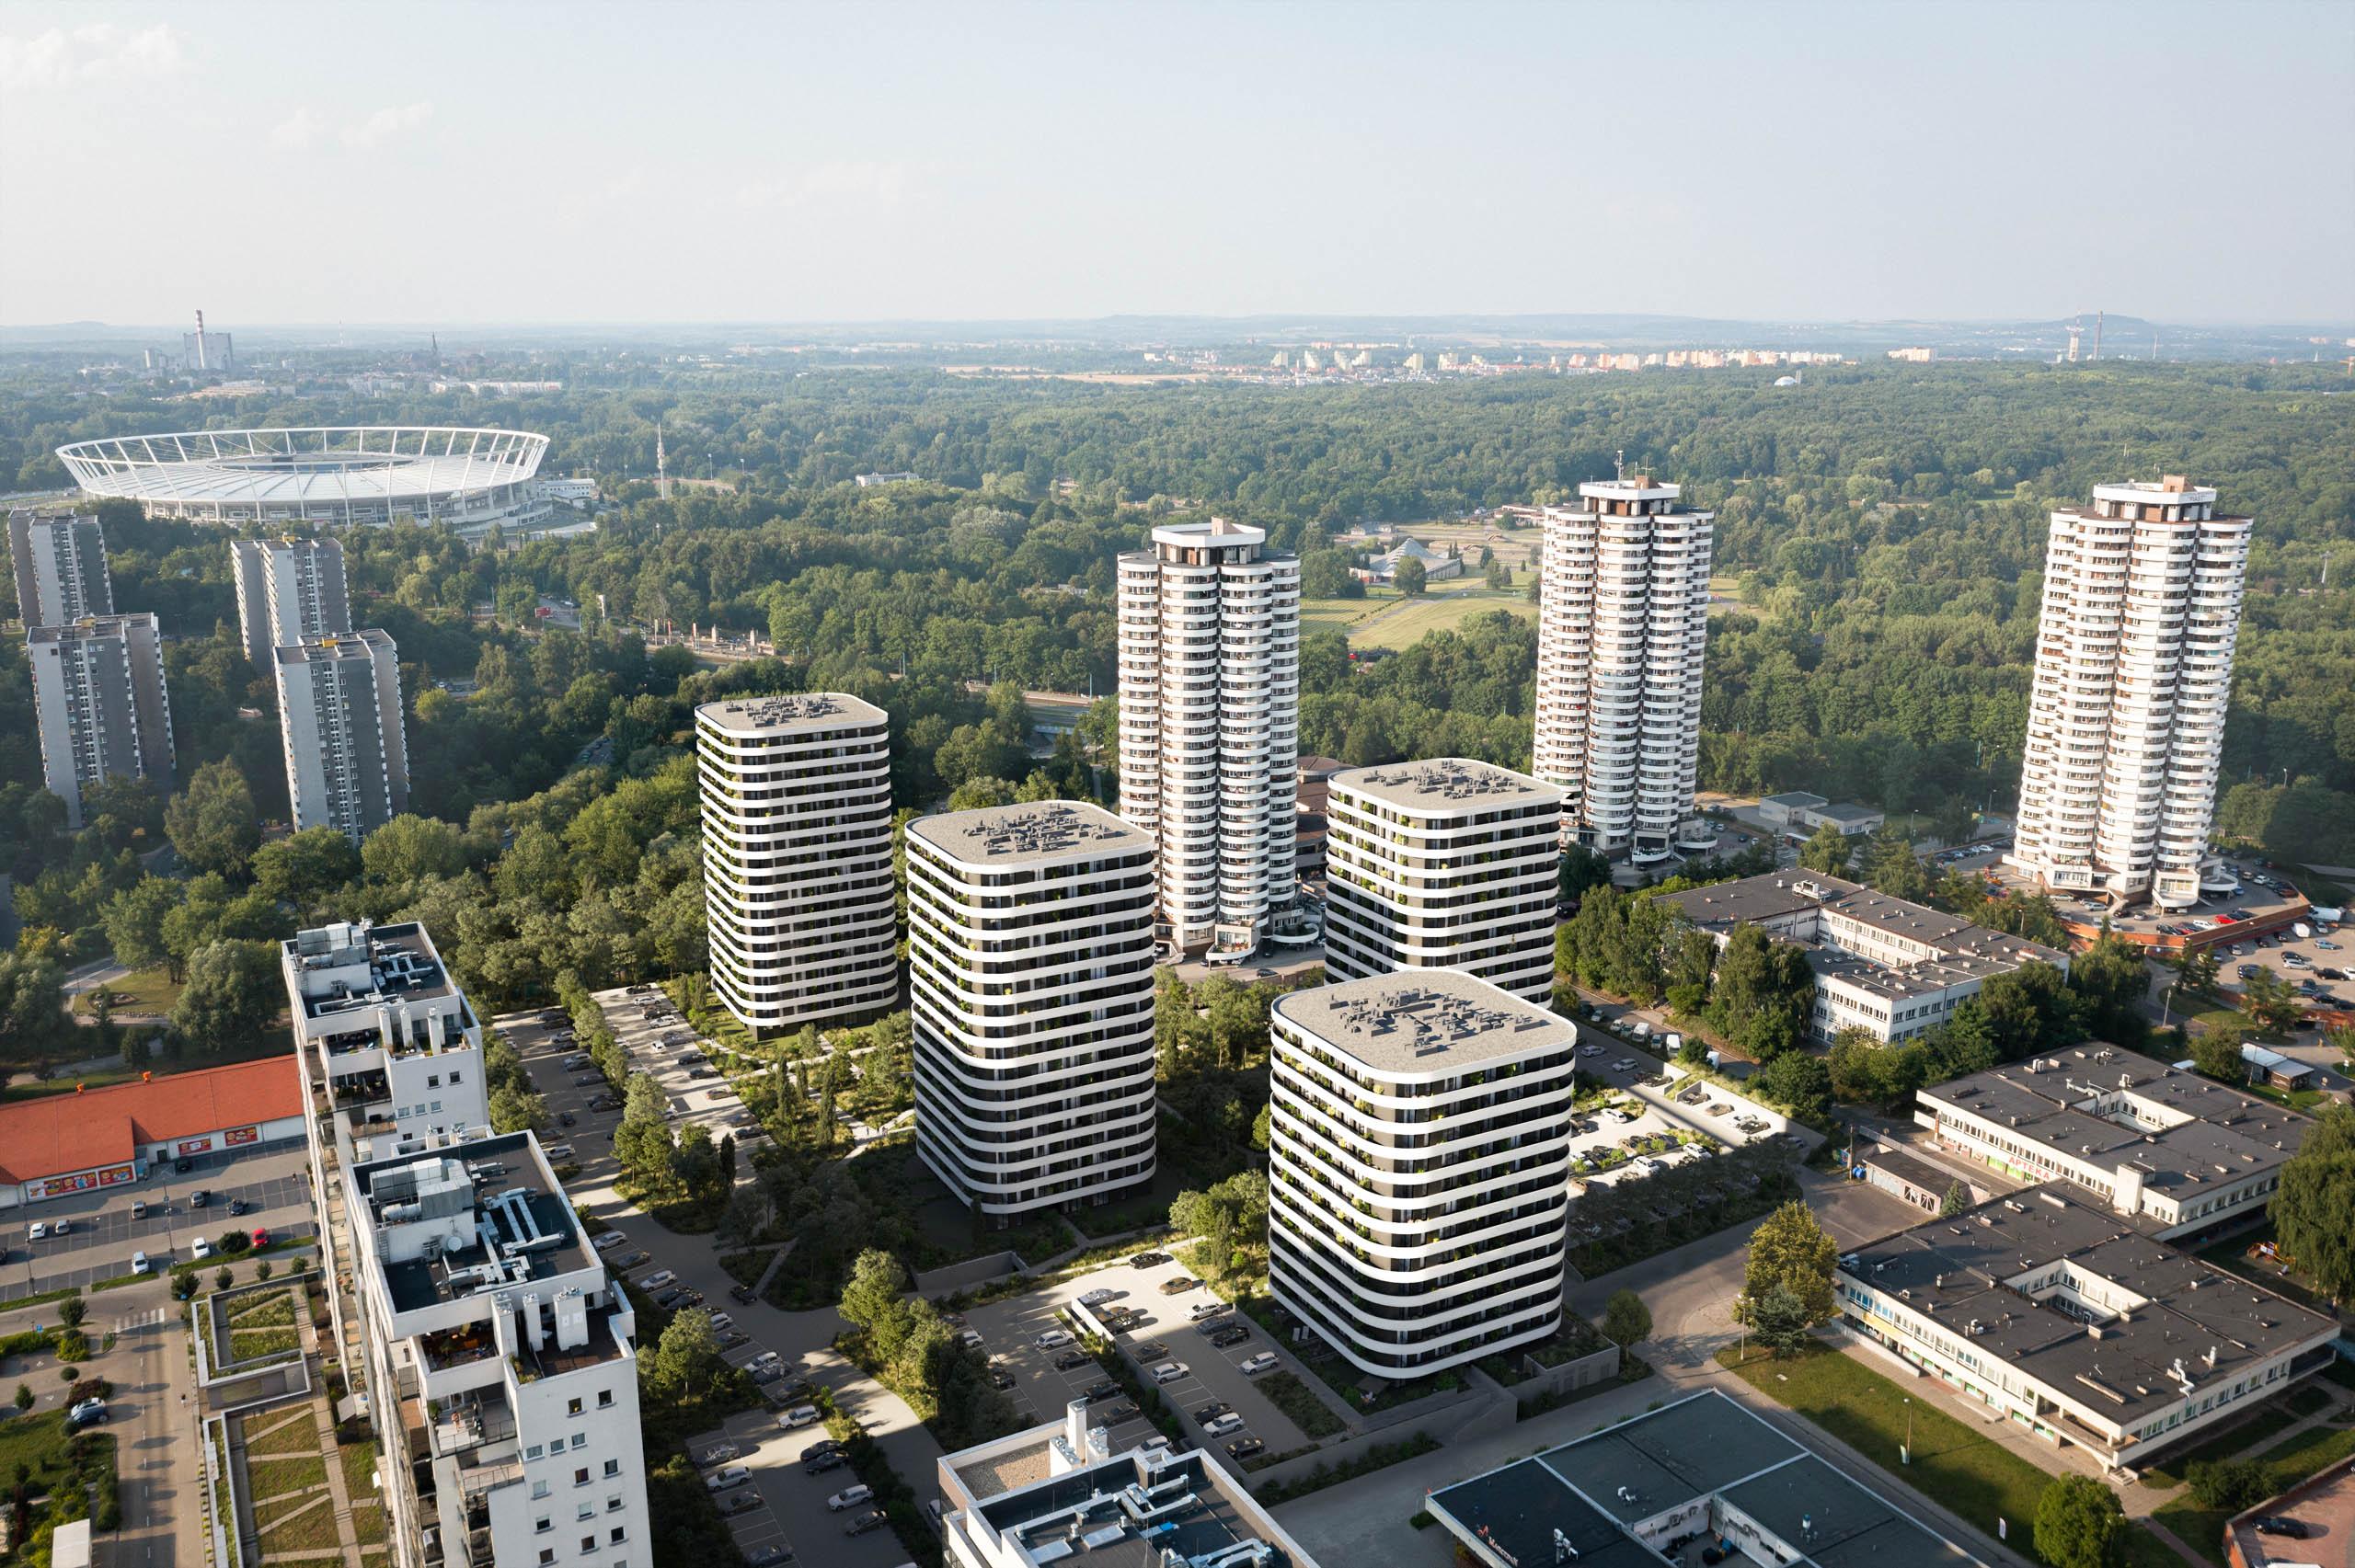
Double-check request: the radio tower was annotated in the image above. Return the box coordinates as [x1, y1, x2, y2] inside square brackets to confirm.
[193, 309, 210, 372]
[656, 423, 671, 500]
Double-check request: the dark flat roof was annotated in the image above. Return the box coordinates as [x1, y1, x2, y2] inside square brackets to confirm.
[971, 1449, 1294, 1568]
[1425, 1460, 1662, 1568]
[1721, 1456, 1973, 1568]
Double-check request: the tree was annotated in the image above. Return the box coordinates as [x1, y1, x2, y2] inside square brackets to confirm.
[2068, 932, 2152, 1047]
[362, 815, 471, 887]
[1938, 1180, 1970, 1218]
[2241, 967, 2307, 1036]
[1600, 1290, 1651, 1370]
[1740, 1200, 1836, 1327]
[1749, 1283, 1812, 1358]
[1796, 822, 1853, 876]
[1393, 556, 1427, 596]
[9, 1385, 27, 1413]
[642, 1308, 723, 1401]
[1558, 845, 1613, 905]
[1862, 826, 1930, 901]
[257, 1259, 273, 1281]
[2188, 1031, 2245, 1082]
[102, 876, 181, 977]
[2176, 946, 2220, 998]
[252, 828, 362, 911]
[165, 761, 260, 879]
[168, 940, 280, 1054]
[0, 950, 75, 1062]
[213, 1267, 233, 1292]
[2186, 1458, 2270, 1512]
[2033, 1473, 2123, 1568]
[1752, 1052, 1830, 1121]
[57, 1298, 86, 1331]
[839, 1248, 911, 1332]
[2273, 1104, 2355, 1304]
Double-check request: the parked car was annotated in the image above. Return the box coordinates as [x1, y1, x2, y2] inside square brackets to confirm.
[611, 1251, 649, 1269]
[638, 1270, 677, 1291]
[2254, 1517, 2310, 1539]
[1078, 1288, 1119, 1308]
[66, 1398, 106, 1428]
[130, 1251, 150, 1275]
[1053, 1350, 1093, 1370]
[227, 1198, 248, 1216]
[1226, 1437, 1265, 1461]
[718, 1489, 761, 1516]
[802, 1449, 849, 1475]
[1129, 1251, 1171, 1267]
[1150, 1362, 1189, 1384]
[191, 1236, 213, 1260]
[1206, 1324, 1251, 1348]
[251, 1227, 270, 1248]
[1238, 1352, 1280, 1377]
[1159, 1276, 1200, 1296]
[557, 1111, 577, 1127]
[729, 1283, 757, 1304]
[1202, 1412, 1246, 1438]
[1188, 1302, 1230, 1322]
[696, 1443, 740, 1467]
[744, 1551, 791, 1568]
[1191, 1401, 1232, 1426]
[989, 1369, 1017, 1391]
[592, 1230, 628, 1252]
[1034, 1329, 1074, 1349]
[1101, 1402, 1140, 1423]
[778, 1404, 821, 1429]
[26, 1222, 44, 1242]
[1082, 1380, 1120, 1404]
[826, 1483, 875, 1512]
[1132, 1341, 1169, 1360]
[703, 1465, 750, 1492]
[958, 1328, 984, 1351]
[843, 1509, 890, 1537]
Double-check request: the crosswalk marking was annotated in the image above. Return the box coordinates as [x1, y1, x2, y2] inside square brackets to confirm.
[111, 1308, 167, 1332]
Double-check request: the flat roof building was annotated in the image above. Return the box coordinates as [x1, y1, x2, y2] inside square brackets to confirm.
[1428, 1390, 1975, 1568]
[936, 1398, 1322, 1568]
[1269, 970, 1576, 1377]
[231, 535, 350, 669]
[27, 612, 174, 830]
[907, 801, 1157, 1219]
[0, 1058, 305, 1209]
[274, 630, 408, 842]
[1838, 1182, 2338, 1472]
[1321, 757, 1563, 1001]
[9, 508, 113, 628]
[1914, 1045, 2310, 1240]
[1660, 872, 2068, 1045]
[342, 1131, 650, 1568]
[695, 693, 896, 1038]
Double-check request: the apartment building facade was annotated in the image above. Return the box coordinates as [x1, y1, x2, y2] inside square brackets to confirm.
[1116, 519, 1301, 955]
[274, 629, 409, 841]
[1533, 477, 1715, 863]
[1320, 757, 1564, 1002]
[906, 801, 1158, 1218]
[27, 613, 174, 829]
[8, 508, 113, 627]
[696, 693, 898, 1037]
[1268, 971, 1576, 1376]
[232, 534, 351, 667]
[2008, 476, 2251, 910]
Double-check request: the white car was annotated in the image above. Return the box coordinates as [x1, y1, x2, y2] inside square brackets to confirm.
[26, 1222, 44, 1242]
[696, 1443, 740, 1467]
[191, 1236, 213, 1260]
[707, 1312, 734, 1334]
[1576, 1044, 1603, 1059]
[826, 1483, 874, 1512]
[639, 1270, 677, 1291]
[1078, 1288, 1118, 1308]
[1034, 1329, 1074, 1349]
[1203, 1412, 1246, 1438]
[777, 1404, 821, 1429]
[543, 1144, 575, 1162]
[592, 1231, 628, 1252]
[131, 1251, 150, 1275]
[1150, 1361, 1189, 1384]
[704, 1465, 750, 1493]
[1238, 1352, 1279, 1377]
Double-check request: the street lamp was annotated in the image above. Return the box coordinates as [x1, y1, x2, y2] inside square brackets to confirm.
[1902, 1397, 1913, 1465]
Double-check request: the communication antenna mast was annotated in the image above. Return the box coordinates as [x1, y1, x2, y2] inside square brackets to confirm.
[2092, 310, 2104, 361]
[193, 309, 209, 372]
[656, 423, 671, 501]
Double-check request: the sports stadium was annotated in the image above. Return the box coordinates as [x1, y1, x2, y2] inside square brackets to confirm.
[56, 426, 551, 534]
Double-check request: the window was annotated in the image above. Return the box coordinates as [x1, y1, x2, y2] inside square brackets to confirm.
[571, 1433, 587, 1450]
[532, 1482, 551, 1500]
[603, 1459, 621, 1478]
[573, 1467, 590, 1488]
[597, 1390, 614, 1409]
[610, 1527, 626, 1544]
[578, 1505, 594, 1522]
[538, 1553, 556, 1567]
[568, 1398, 584, 1416]
[606, 1495, 624, 1512]
[527, 1444, 544, 1459]
[536, 1517, 551, 1535]
[450, 1069, 462, 1083]
[427, 1074, 441, 1089]
[581, 1537, 596, 1555]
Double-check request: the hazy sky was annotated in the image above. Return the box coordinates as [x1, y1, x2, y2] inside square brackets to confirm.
[4, 0, 2349, 326]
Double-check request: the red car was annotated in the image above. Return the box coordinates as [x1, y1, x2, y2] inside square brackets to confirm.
[251, 1227, 270, 1247]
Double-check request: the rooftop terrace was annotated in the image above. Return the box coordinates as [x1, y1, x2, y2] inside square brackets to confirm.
[909, 799, 1151, 867]
[1331, 756, 1559, 814]
[971, 1448, 1299, 1568]
[1274, 970, 1571, 1073]
[695, 691, 886, 735]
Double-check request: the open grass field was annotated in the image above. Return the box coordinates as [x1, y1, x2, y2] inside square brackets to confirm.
[1348, 578, 1536, 650]
[1721, 1342, 2070, 1560]
[2150, 1416, 2355, 1568]
[70, 967, 183, 1019]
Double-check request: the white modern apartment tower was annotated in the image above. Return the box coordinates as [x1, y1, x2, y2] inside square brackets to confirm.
[343, 1132, 651, 1568]
[232, 534, 350, 668]
[1321, 758, 1564, 1002]
[2007, 476, 2251, 910]
[695, 693, 898, 1038]
[27, 613, 173, 829]
[1533, 477, 1715, 862]
[906, 800, 1157, 1219]
[1269, 970, 1576, 1377]
[275, 630, 408, 842]
[1116, 519, 1301, 956]
[9, 508, 113, 627]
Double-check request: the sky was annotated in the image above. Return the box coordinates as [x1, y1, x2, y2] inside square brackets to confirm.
[3, 0, 2350, 327]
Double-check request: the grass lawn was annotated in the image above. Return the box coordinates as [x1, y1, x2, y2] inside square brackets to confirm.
[1254, 1370, 1345, 1438]
[70, 967, 183, 1018]
[2153, 1418, 2355, 1568]
[243, 1409, 320, 1459]
[254, 1494, 343, 1555]
[1349, 578, 1536, 651]
[2138, 1403, 2303, 1488]
[1720, 1343, 2051, 1547]
[245, 1452, 328, 1497]
[0, 1411, 77, 1494]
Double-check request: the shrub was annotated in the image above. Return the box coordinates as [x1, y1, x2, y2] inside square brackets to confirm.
[2187, 1458, 2271, 1513]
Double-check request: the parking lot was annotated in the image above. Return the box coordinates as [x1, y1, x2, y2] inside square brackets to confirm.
[680, 1397, 908, 1568]
[6, 1141, 314, 1291]
[960, 1251, 1338, 1466]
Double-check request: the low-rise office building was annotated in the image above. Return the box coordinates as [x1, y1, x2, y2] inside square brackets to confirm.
[1430, 1389, 1973, 1568]
[1837, 1183, 2338, 1472]
[907, 800, 1158, 1219]
[1321, 758, 1563, 1002]
[1914, 1047, 2309, 1239]
[936, 1399, 1321, 1568]
[0, 1059, 304, 1210]
[1660, 872, 2067, 1045]
[342, 1132, 651, 1568]
[1269, 970, 1576, 1378]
